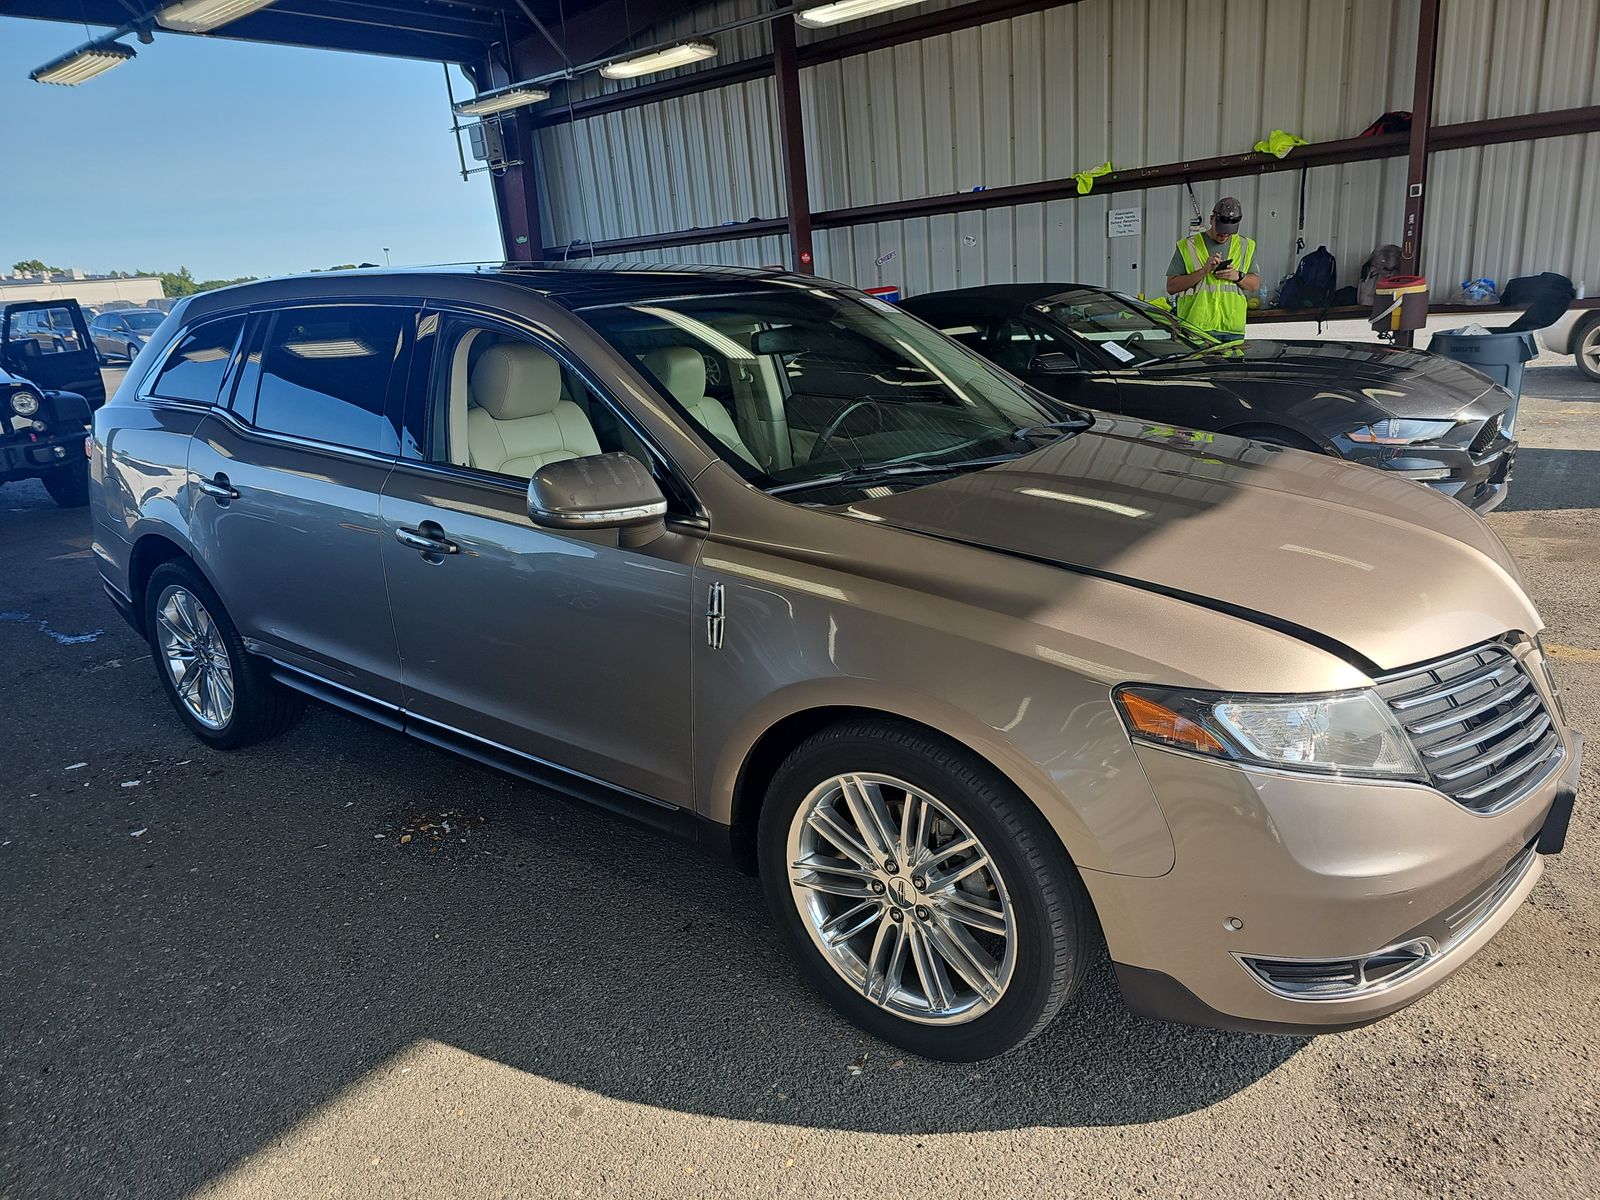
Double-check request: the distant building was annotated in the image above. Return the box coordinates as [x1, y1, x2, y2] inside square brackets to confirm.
[0, 271, 164, 309]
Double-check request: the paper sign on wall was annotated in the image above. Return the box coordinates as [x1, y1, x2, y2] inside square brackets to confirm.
[1108, 208, 1142, 238]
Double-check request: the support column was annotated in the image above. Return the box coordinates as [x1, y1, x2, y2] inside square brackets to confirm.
[473, 48, 546, 262]
[1397, 0, 1440, 347]
[771, 11, 815, 273]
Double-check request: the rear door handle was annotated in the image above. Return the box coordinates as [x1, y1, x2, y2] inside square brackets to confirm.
[394, 525, 459, 556]
[196, 474, 239, 501]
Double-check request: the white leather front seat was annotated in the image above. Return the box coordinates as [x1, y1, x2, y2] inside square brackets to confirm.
[467, 342, 601, 477]
[642, 346, 758, 466]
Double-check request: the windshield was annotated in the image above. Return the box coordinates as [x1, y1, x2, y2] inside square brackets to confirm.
[578, 286, 1081, 498]
[1031, 292, 1218, 365]
[124, 311, 165, 330]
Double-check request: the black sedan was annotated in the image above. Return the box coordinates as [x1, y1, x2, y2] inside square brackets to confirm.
[903, 284, 1517, 512]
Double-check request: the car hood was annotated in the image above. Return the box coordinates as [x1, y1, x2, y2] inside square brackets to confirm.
[846, 419, 1538, 674]
[1130, 339, 1504, 417]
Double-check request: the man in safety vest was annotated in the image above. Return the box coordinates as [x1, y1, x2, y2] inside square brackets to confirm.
[1165, 196, 1260, 340]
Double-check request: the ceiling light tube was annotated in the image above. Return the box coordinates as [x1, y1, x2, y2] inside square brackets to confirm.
[31, 41, 136, 85]
[453, 87, 550, 117]
[795, 0, 928, 28]
[599, 39, 716, 80]
[157, 0, 278, 33]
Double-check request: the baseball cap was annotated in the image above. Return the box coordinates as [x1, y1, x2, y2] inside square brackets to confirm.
[1213, 197, 1243, 233]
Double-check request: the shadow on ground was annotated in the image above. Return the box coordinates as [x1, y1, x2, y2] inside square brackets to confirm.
[1500, 447, 1600, 512]
[3, 644, 1303, 1199]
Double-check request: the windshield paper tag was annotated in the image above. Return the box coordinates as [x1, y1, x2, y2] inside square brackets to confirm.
[1102, 341, 1136, 363]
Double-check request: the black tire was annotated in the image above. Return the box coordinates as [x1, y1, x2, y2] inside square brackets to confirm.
[1574, 315, 1600, 383]
[758, 718, 1091, 1061]
[126, 343, 140, 363]
[1228, 424, 1323, 453]
[143, 560, 304, 750]
[41, 461, 89, 508]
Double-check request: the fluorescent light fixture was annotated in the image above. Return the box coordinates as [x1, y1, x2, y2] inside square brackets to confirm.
[453, 87, 550, 118]
[31, 41, 135, 86]
[795, 0, 927, 28]
[157, 0, 278, 33]
[600, 39, 716, 80]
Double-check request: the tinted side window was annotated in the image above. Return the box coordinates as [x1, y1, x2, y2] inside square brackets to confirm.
[149, 316, 245, 404]
[252, 306, 409, 454]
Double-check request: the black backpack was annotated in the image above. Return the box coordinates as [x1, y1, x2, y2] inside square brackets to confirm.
[1278, 246, 1337, 311]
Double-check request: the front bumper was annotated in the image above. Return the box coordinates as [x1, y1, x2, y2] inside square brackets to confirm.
[1, 424, 88, 479]
[1084, 724, 1581, 1035]
[1337, 431, 1516, 514]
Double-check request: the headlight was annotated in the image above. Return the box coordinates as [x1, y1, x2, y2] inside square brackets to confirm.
[1115, 685, 1425, 780]
[8, 387, 40, 417]
[1347, 418, 1456, 445]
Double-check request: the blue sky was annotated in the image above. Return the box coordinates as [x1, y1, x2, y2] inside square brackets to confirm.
[2, 17, 503, 281]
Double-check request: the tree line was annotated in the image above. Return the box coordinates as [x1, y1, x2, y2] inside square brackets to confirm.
[12, 260, 371, 298]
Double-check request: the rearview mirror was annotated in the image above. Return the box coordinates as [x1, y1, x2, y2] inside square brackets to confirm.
[748, 325, 809, 356]
[527, 452, 667, 537]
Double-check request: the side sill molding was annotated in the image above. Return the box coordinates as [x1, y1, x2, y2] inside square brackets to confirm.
[260, 658, 726, 853]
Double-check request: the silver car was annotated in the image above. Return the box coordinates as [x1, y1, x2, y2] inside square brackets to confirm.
[91, 266, 1581, 1060]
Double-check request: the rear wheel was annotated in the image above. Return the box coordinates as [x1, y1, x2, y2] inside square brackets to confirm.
[1575, 315, 1600, 382]
[759, 719, 1091, 1061]
[143, 561, 303, 749]
[41, 461, 89, 508]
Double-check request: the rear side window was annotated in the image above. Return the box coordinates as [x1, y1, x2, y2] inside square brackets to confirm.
[251, 306, 409, 454]
[149, 316, 244, 404]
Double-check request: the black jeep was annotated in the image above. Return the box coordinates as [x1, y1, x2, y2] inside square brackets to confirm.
[0, 300, 103, 507]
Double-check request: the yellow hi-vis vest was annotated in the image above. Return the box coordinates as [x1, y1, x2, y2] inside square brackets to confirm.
[1176, 231, 1257, 335]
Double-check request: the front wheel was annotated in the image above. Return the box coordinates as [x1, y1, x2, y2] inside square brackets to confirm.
[1574, 315, 1600, 382]
[143, 561, 304, 749]
[759, 720, 1091, 1061]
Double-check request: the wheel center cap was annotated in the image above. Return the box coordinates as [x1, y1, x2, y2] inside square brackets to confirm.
[887, 876, 914, 908]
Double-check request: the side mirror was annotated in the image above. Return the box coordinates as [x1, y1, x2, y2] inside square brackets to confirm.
[1033, 352, 1083, 374]
[527, 452, 667, 535]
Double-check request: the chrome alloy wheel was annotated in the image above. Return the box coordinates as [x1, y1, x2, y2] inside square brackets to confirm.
[786, 772, 1017, 1025]
[1580, 321, 1600, 379]
[155, 585, 235, 730]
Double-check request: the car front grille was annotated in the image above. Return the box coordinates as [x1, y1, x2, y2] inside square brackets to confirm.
[1377, 643, 1564, 814]
[1468, 416, 1503, 457]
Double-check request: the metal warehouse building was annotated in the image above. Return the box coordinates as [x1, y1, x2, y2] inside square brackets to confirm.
[9, 0, 1599, 311]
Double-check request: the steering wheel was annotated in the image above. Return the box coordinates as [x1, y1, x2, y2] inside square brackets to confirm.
[811, 399, 887, 461]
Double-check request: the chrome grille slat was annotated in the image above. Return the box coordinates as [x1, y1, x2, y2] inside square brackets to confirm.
[1420, 693, 1542, 759]
[1380, 642, 1564, 814]
[1389, 659, 1518, 711]
[1432, 714, 1553, 781]
[1454, 731, 1563, 801]
[1405, 673, 1531, 733]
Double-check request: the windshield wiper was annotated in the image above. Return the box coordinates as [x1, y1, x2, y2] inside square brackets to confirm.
[765, 451, 1026, 497]
[1011, 414, 1097, 442]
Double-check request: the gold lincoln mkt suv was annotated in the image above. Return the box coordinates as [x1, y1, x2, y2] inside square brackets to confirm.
[90, 265, 1582, 1060]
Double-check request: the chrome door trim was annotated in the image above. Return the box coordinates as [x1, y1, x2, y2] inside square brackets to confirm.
[258, 654, 683, 818]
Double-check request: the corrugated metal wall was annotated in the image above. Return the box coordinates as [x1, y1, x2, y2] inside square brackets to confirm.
[534, 0, 1600, 299]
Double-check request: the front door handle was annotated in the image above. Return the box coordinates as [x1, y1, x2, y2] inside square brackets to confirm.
[196, 474, 239, 501]
[394, 524, 459, 556]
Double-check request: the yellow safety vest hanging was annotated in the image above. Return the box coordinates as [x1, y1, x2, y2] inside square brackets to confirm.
[1176, 231, 1257, 335]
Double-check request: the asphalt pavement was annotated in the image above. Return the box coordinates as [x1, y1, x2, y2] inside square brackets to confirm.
[2, 364, 1597, 1200]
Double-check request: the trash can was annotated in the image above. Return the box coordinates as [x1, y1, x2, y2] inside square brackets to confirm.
[1371, 275, 1430, 333]
[1426, 328, 1539, 404]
